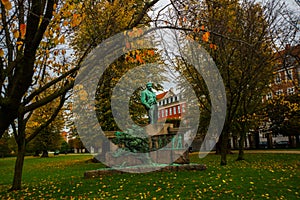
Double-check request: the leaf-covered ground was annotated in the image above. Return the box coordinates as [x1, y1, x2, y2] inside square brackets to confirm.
[0, 153, 299, 199]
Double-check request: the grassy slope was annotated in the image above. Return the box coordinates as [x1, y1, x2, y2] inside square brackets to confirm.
[0, 153, 299, 199]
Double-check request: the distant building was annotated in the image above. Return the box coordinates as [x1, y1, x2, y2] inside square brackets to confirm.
[263, 44, 300, 102]
[259, 44, 300, 147]
[156, 88, 186, 124]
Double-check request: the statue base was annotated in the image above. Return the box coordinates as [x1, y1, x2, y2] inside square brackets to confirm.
[84, 163, 207, 178]
[104, 149, 190, 168]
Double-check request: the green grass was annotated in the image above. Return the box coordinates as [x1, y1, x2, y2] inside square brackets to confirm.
[0, 153, 299, 199]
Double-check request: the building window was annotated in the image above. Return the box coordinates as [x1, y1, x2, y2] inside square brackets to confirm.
[275, 90, 283, 96]
[169, 107, 172, 115]
[266, 92, 272, 100]
[178, 105, 181, 113]
[182, 104, 185, 113]
[285, 69, 293, 80]
[166, 109, 168, 116]
[274, 73, 281, 84]
[173, 107, 177, 115]
[158, 111, 161, 118]
[162, 110, 164, 117]
[287, 87, 295, 95]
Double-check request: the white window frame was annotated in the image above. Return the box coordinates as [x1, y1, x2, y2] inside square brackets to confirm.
[287, 87, 295, 95]
[274, 73, 281, 84]
[275, 89, 283, 96]
[285, 69, 293, 80]
[266, 92, 272, 100]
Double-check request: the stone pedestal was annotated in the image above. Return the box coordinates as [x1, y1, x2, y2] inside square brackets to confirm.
[84, 164, 207, 178]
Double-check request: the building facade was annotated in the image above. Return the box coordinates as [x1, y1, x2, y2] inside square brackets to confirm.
[260, 44, 300, 147]
[156, 89, 186, 124]
[264, 44, 300, 101]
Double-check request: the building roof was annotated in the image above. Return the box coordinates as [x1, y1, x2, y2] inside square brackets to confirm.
[156, 91, 168, 100]
[275, 44, 300, 61]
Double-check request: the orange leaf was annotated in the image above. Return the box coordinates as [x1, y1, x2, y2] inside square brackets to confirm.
[59, 35, 65, 44]
[148, 50, 155, 56]
[202, 32, 210, 42]
[1, 0, 11, 10]
[20, 24, 26, 39]
[209, 43, 217, 50]
[136, 54, 144, 64]
[4, 1, 12, 10]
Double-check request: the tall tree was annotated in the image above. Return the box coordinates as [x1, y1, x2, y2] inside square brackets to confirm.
[171, 0, 276, 164]
[1, 0, 161, 190]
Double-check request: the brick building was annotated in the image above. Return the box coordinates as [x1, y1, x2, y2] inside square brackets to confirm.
[259, 44, 300, 147]
[156, 88, 186, 124]
[264, 44, 300, 101]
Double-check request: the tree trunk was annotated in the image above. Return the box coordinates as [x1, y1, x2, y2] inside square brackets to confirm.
[10, 140, 26, 190]
[220, 132, 229, 165]
[215, 137, 222, 154]
[267, 132, 273, 148]
[237, 132, 245, 161]
[34, 150, 40, 157]
[237, 123, 246, 160]
[41, 150, 48, 157]
[296, 135, 300, 148]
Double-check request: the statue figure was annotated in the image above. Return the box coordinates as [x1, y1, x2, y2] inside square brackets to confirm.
[141, 82, 158, 124]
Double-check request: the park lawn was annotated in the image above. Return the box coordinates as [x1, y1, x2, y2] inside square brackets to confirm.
[0, 153, 299, 199]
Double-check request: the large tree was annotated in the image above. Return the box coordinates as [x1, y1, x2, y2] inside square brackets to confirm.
[170, 0, 279, 165]
[0, 0, 80, 190]
[1, 0, 161, 190]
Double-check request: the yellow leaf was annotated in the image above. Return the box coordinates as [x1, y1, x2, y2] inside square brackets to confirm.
[59, 35, 65, 44]
[1, 0, 12, 10]
[0, 48, 4, 57]
[17, 41, 23, 50]
[4, 1, 12, 10]
[13, 30, 19, 38]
